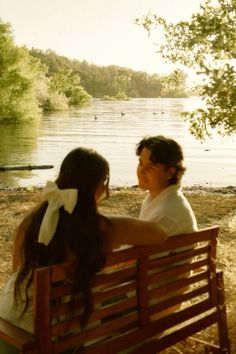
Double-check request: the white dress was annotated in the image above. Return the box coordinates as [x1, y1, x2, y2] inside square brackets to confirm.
[0, 272, 33, 333]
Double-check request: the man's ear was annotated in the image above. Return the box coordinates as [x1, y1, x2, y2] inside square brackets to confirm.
[167, 166, 176, 181]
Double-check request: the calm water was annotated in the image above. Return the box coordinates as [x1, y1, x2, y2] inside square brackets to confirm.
[0, 98, 235, 188]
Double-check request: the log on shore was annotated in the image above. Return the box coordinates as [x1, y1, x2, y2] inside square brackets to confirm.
[0, 165, 54, 171]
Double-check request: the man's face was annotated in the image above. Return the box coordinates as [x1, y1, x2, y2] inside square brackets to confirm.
[137, 147, 174, 197]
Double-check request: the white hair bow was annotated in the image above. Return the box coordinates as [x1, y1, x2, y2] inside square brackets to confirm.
[38, 181, 78, 246]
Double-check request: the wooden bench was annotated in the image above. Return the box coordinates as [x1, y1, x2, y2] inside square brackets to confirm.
[0, 226, 230, 353]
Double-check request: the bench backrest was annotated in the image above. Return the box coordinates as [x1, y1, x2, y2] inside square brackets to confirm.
[33, 226, 230, 353]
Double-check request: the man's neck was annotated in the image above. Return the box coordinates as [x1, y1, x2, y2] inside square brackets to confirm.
[149, 186, 168, 199]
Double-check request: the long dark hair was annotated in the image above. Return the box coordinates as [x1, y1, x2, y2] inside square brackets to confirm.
[14, 147, 110, 325]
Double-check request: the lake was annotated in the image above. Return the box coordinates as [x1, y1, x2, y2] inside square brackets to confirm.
[0, 98, 235, 188]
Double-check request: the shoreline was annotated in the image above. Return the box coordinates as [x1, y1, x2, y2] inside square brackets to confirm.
[0, 184, 235, 196]
[116, 184, 236, 194]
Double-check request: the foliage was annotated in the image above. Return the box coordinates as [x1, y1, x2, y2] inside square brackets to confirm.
[0, 19, 92, 122]
[49, 68, 91, 107]
[68, 86, 91, 105]
[30, 49, 189, 99]
[103, 91, 129, 101]
[0, 17, 192, 123]
[115, 91, 129, 100]
[136, 0, 236, 139]
[0, 21, 39, 123]
[160, 69, 188, 98]
[102, 95, 115, 101]
[28, 55, 50, 108]
[43, 92, 69, 111]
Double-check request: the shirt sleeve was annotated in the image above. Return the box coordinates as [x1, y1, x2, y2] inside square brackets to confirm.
[154, 215, 179, 237]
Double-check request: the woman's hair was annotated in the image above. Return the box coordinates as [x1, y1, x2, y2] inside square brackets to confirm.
[15, 147, 110, 325]
[136, 135, 186, 184]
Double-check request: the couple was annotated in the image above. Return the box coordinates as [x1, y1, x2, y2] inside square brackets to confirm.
[0, 135, 197, 352]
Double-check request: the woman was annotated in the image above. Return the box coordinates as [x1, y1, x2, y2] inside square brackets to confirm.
[0, 147, 167, 353]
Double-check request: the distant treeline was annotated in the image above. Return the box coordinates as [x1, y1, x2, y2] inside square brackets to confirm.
[30, 48, 189, 100]
[0, 19, 190, 124]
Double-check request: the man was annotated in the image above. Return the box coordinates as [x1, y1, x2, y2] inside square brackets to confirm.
[136, 135, 198, 320]
[136, 135, 197, 235]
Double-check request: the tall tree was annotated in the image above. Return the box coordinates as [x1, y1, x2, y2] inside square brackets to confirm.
[0, 20, 39, 123]
[136, 0, 236, 139]
[28, 55, 50, 108]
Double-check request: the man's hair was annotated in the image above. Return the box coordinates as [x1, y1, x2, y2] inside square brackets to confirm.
[136, 135, 186, 184]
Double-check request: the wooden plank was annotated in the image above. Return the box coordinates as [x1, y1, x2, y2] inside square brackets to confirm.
[52, 310, 138, 344]
[137, 257, 149, 326]
[0, 318, 35, 350]
[148, 258, 209, 286]
[132, 312, 220, 354]
[149, 284, 210, 317]
[103, 227, 218, 266]
[94, 281, 136, 303]
[215, 271, 231, 351]
[149, 272, 209, 304]
[89, 296, 138, 323]
[33, 267, 52, 354]
[94, 267, 136, 286]
[50, 292, 137, 323]
[148, 245, 209, 270]
[79, 308, 218, 354]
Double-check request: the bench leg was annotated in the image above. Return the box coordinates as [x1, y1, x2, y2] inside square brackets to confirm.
[216, 271, 230, 353]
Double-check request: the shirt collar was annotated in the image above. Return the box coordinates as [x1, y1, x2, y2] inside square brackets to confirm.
[148, 184, 181, 205]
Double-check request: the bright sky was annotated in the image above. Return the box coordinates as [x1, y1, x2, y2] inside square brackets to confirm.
[0, 0, 203, 76]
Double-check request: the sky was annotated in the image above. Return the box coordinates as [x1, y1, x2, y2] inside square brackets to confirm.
[0, 0, 203, 77]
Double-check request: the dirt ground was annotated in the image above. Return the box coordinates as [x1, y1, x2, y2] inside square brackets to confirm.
[0, 185, 236, 353]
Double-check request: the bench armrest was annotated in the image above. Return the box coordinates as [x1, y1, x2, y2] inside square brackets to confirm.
[0, 318, 35, 350]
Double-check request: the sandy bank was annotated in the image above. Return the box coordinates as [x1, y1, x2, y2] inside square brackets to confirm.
[0, 186, 235, 352]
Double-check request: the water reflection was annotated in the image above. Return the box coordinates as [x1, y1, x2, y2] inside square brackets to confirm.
[0, 121, 40, 187]
[0, 98, 235, 188]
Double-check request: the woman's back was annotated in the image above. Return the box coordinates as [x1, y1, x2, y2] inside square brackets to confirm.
[0, 146, 167, 336]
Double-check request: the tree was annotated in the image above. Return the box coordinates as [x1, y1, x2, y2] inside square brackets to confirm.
[30, 49, 185, 99]
[136, 0, 236, 139]
[0, 21, 39, 123]
[160, 70, 188, 98]
[50, 68, 91, 106]
[28, 55, 50, 108]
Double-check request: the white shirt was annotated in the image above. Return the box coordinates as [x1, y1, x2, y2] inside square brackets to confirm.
[139, 184, 198, 236]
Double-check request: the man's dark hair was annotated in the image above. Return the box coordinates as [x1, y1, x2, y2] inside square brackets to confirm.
[136, 135, 186, 184]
